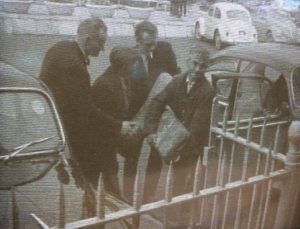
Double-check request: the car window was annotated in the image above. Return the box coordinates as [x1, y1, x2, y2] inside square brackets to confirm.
[264, 66, 282, 83]
[258, 9, 267, 19]
[240, 61, 251, 72]
[227, 10, 250, 21]
[215, 79, 234, 99]
[232, 78, 272, 119]
[208, 7, 214, 17]
[0, 91, 60, 154]
[205, 60, 239, 84]
[292, 66, 300, 107]
[207, 60, 239, 72]
[214, 7, 221, 19]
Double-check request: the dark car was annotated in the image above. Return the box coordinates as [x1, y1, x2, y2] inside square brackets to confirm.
[0, 62, 71, 227]
[204, 43, 300, 154]
[0, 62, 66, 189]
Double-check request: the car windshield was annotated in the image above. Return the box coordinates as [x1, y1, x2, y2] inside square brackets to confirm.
[0, 91, 61, 155]
[226, 10, 249, 20]
[292, 66, 300, 107]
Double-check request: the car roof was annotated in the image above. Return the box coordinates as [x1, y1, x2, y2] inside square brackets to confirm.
[211, 43, 300, 77]
[212, 2, 249, 12]
[0, 62, 48, 91]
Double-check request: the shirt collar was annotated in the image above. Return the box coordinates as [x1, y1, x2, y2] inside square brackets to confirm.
[76, 41, 90, 66]
[186, 73, 195, 84]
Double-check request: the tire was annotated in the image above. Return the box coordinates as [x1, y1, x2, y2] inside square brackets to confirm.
[194, 22, 202, 40]
[214, 31, 223, 50]
[265, 31, 274, 42]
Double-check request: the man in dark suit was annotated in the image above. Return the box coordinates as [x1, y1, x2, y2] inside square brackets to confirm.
[143, 47, 215, 227]
[91, 46, 141, 195]
[39, 18, 134, 191]
[122, 21, 180, 202]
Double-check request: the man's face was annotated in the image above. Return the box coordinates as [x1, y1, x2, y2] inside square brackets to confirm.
[126, 61, 139, 78]
[186, 52, 208, 81]
[136, 32, 157, 56]
[85, 28, 107, 57]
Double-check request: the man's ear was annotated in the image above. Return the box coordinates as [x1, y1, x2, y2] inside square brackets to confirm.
[85, 36, 90, 46]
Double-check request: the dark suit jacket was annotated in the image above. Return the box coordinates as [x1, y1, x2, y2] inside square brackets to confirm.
[144, 72, 215, 155]
[39, 40, 122, 180]
[91, 67, 136, 156]
[131, 41, 180, 115]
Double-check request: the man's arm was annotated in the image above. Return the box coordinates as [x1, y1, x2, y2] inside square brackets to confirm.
[143, 78, 176, 135]
[162, 42, 181, 76]
[67, 66, 122, 133]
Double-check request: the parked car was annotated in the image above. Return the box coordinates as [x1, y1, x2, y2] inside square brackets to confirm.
[0, 62, 66, 189]
[205, 43, 300, 148]
[252, 6, 300, 44]
[0, 62, 71, 227]
[194, 2, 258, 49]
[272, 0, 300, 12]
[203, 43, 300, 229]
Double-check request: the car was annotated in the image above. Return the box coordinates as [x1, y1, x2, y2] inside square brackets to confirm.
[252, 6, 300, 44]
[272, 0, 300, 12]
[0, 62, 67, 190]
[204, 43, 300, 151]
[0, 61, 70, 227]
[194, 2, 258, 49]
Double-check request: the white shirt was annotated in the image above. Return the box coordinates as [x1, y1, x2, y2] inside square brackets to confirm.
[141, 52, 153, 73]
[186, 76, 195, 93]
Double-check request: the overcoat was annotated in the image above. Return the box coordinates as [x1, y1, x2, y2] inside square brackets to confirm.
[39, 40, 122, 185]
[142, 72, 215, 205]
[144, 72, 215, 155]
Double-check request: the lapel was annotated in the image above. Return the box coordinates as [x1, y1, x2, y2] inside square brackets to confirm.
[108, 68, 125, 108]
[182, 76, 209, 123]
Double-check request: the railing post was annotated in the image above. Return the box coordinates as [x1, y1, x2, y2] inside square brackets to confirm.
[274, 121, 300, 229]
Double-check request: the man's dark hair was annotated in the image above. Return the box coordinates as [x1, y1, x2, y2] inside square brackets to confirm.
[77, 17, 107, 37]
[109, 46, 140, 69]
[134, 21, 158, 38]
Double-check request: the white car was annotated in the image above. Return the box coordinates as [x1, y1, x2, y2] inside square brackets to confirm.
[195, 2, 258, 49]
[252, 6, 300, 44]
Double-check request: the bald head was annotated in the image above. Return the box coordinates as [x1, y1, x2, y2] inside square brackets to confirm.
[77, 18, 107, 57]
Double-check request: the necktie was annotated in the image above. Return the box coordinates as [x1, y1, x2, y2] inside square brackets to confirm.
[187, 81, 194, 94]
[120, 77, 130, 114]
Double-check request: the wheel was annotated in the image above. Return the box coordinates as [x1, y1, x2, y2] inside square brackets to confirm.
[265, 31, 274, 42]
[214, 31, 223, 50]
[194, 22, 202, 40]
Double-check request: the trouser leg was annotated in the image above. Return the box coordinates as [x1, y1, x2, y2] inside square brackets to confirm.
[143, 147, 163, 203]
[123, 155, 139, 203]
[167, 156, 198, 228]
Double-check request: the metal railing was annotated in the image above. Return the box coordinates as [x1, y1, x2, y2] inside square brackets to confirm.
[31, 101, 300, 229]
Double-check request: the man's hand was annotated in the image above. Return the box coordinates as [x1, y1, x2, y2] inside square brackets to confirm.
[146, 133, 158, 146]
[121, 121, 139, 137]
